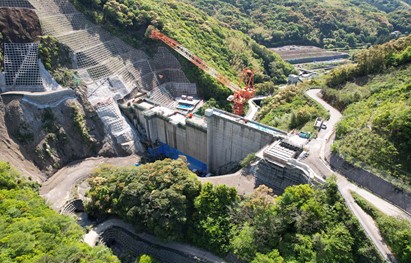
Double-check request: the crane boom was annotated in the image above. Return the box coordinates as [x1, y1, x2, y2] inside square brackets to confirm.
[149, 29, 240, 92]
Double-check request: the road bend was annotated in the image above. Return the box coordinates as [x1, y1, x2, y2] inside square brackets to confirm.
[304, 89, 409, 263]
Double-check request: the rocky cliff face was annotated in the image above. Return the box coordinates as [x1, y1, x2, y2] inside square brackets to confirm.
[0, 89, 117, 177]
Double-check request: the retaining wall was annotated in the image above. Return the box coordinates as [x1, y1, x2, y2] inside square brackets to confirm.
[255, 159, 319, 194]
[330, 153, 411, 213]
[206, 109, 285, 174]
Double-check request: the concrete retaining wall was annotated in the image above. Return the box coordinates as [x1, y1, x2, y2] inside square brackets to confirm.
[206, 111, 280, 174]
[144, 115, 208, 164]
[255, 159, 312, 194]
[330, 153, 411, 213]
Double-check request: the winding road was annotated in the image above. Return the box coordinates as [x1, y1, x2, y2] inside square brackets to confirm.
[305, 89, 410, 263]
[41, 155, 139, 210]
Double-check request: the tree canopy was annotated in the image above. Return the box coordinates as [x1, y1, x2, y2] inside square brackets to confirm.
[85, 160, 382, 262]
[184, 0, 410, 49]
[319, 35, 411, 189]
[72, 0, 295, 95]
[0, 162, 119, 263]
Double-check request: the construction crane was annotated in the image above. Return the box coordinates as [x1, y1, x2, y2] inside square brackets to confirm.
[149, 29, 255, 116]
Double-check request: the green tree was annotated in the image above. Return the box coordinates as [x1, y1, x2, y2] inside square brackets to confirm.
[252, 249, 284, 263]
[137, 254, 158, 263]
[191, 183, 239, 254]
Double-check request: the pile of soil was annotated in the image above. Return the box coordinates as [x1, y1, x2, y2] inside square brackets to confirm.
[0, 8, 42, 43]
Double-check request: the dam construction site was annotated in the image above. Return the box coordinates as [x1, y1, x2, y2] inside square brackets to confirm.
[0, 0, 324, 191]
[1, 1, 411, 263]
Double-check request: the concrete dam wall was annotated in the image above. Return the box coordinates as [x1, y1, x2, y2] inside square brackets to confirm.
[125, 100, 324, 195]
[205, 109, 286, 174]
[129, 102, 287, 175]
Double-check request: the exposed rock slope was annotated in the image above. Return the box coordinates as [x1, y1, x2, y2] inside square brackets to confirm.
[1, 90, 116, 177]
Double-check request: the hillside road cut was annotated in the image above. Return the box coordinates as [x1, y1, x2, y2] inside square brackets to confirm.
[304, 89, 411, 262]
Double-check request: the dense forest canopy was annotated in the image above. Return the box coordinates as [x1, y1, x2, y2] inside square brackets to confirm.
[0, 162, 119, 263]
[185, 0, 411, 49]
[85, 158, 382, 262]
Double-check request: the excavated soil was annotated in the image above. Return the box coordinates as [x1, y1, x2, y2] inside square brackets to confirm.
[0, 7, 42, 43]
[0, 91, 116, 179]
[0, 96, 44, 182]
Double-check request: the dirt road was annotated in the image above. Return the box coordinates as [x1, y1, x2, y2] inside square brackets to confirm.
[41, 155, 139, 210]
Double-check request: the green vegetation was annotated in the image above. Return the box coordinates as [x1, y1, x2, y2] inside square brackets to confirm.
[196, 98, 232, 116]
[319, 35, 411, 188]
[240, 152, 257, 168]
[352, 191, 411, 263]
[185, 0, 410, 49]
[71, 104, 94, 144]
[85, 159, 201, 240]
[256, 84, 330, 132]
[324, 35, 411, 89]
[86, 160, 382, 262]
[137, 254, 158, 263]
[71, 0, 295, 99]
[39, 36, 81, 88]
[0, 161, 119, 262]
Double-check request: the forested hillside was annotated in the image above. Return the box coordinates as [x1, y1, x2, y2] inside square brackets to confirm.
[85, 159, 382, 262]
[186, 0, 411, 49]
[71, 0, 295, 104]
[0, 162, 119, 262]
[321, 35, 411, 188]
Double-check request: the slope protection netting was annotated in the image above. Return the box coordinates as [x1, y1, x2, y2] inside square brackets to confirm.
[3, 43, 44, 90]
[150, 47, 182, 71]
[29, 0, 77, 16]
[0, 0, 33, 8]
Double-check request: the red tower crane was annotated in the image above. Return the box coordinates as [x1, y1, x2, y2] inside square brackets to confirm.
[149, 29, 255, 116]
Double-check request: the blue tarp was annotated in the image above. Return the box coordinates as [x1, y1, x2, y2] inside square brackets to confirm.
[148, 142, 207, 174]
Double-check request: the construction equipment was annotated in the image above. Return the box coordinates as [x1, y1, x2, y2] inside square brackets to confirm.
[149, 29, 255, 116]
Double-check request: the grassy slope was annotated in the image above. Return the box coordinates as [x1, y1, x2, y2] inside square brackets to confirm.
[256, 84, 330, 133]
[332, 65, 411, 187]
[71, 0, 295, 92]
[185, 0, 411, 48]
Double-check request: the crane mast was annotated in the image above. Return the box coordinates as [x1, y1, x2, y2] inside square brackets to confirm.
[149, 29, 254, 115]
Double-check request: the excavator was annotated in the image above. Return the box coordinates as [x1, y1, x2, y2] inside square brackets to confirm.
[149, 29, 255, 116]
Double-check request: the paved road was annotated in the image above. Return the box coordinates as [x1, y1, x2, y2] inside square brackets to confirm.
[245, 95, 267, 120]
[304, 89, 409, 262]
[85, 218, 225, 262]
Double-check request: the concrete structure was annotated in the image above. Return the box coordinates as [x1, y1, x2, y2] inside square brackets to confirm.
[206, 108, 286, 174]
[128, 99, 324, 193]
[271, 45, 349, 64]
[129, 100, 288, 174]
[128, 99, 324, 190]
